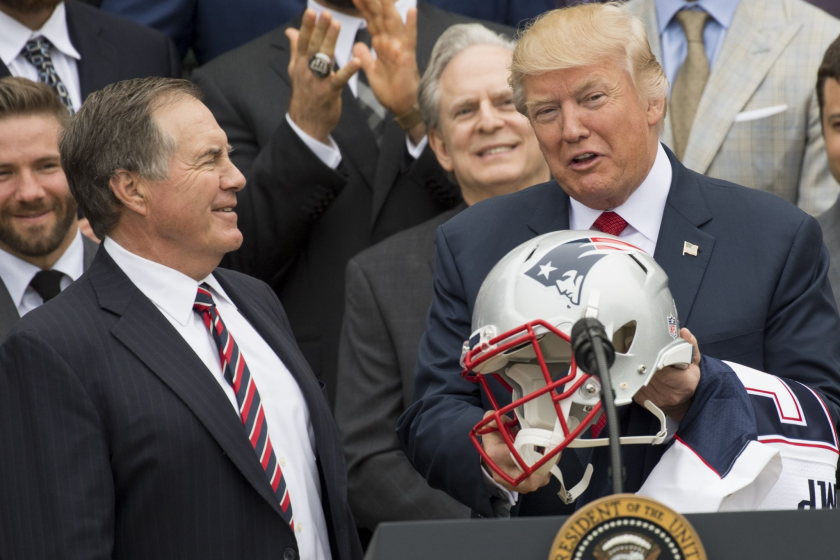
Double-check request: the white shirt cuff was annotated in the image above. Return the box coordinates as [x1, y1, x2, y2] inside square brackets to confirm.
[481, 464, 518, 506]
[285, 113, 342, 170]
[406, 133, 428, 160]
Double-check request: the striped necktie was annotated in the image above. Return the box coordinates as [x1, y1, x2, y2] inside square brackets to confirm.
[354, 27, 387, 147]
[21, 37, 75, 115]
[193, 284, 295, 528]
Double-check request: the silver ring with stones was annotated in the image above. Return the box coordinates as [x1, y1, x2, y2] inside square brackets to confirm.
[308, 52, 332, 79]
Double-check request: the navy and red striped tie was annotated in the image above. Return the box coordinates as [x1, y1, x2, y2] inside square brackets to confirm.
[193, 284, 294, 528]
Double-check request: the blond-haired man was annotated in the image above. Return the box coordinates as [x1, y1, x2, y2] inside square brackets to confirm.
[398, 4, 840, 517]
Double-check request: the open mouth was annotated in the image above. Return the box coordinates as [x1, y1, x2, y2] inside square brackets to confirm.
[569, 152, 601, 169]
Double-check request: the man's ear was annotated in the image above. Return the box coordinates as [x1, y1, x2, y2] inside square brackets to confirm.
[428, 128, 454, 173]
[109, 170, 149, 217]
[647, 95, 666, 127]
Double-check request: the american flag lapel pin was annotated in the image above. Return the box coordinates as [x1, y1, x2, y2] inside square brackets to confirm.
[682, 241, 699, 256]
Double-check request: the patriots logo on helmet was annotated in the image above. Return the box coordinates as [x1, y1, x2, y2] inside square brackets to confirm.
[523, 237, 642, 306]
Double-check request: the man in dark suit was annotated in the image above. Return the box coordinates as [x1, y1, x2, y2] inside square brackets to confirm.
[0, 0, 180, 108]
[398, 4, 840, 517]
[193, 0, 509, 405]
[0, 77, 97, 341]
[335, 22, 551, 529]
[816, 35, 840, 311]
[0, 77, 361, 560]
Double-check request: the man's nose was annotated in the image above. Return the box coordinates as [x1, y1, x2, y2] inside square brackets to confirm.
[221, 158, 246, 192]
[476, 102, 504, 133]
[561, 108, 589, 143]
[16, 171, 47, 202]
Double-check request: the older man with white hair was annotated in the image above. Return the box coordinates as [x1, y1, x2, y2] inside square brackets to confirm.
[397, 3, 840, 517]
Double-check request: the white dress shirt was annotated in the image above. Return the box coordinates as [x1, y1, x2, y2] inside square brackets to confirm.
[103, 237, 331, 560]
[0, 229, 84, 317]
[0, 2, 82, 110]
[569, 142, 673, 255]
[286, 0, 427, 170]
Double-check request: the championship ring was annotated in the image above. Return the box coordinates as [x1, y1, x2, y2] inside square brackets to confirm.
[308, 52, 332, 79]
[548, 494, 706, 560]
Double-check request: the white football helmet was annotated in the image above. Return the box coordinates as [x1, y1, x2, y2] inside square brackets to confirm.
[460, 231, 693, 503]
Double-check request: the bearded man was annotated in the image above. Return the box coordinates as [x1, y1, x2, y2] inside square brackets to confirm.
[0, 76, 96, 340]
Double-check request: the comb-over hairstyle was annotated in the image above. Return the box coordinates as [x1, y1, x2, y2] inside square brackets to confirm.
[818, 34, 840, 121]
[0, 76, 70, 126]
[59, 77, 201, 239]
[510, 3, 668, 123]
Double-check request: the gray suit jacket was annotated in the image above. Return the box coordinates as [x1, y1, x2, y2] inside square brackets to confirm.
[625, 0, 840, 215]
[335, 205, 469, 530]
[0, 236, 98, 342]
[817, 198, 840, 312]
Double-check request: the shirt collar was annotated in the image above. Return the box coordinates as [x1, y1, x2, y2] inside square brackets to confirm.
[569, 142, 672, 247]
[102, 237, 235, 327]
[0, 2, 80, 66]
[655, 0, 741, 35]
[0, 228, 84, 308]
[307, 0, 415, 69]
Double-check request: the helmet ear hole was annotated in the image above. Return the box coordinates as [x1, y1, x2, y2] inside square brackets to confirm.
[612, 321, 636, 353]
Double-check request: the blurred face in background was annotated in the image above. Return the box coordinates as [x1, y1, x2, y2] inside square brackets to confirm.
[428, 44, 549, 206]
[823, 78, 840, 185]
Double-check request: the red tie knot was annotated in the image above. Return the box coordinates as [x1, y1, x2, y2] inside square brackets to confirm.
[592, 211, 628, 237]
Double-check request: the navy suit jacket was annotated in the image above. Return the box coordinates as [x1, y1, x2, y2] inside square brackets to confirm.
[397, 145, 840, 517]
[0, 247, 361, 560]
[0, 0, 180, 99]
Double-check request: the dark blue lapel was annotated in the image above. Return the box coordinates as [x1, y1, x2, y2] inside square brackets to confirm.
[90, 247, 290, 525]
[527, 180, 572, 235]
[653, 146, 716, 325]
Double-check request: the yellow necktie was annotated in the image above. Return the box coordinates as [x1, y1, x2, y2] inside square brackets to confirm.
[670, 9, 710, 161]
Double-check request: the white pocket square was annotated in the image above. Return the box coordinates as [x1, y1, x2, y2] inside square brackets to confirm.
[734, 104, 788, 122]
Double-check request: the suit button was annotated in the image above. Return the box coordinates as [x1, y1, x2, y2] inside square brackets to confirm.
[283, 548, 297, 560]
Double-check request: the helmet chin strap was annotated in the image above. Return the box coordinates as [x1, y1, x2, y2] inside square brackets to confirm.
[511, 399, 670, 504]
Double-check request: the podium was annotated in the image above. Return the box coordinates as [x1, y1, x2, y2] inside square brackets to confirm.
[365, 509, 840, 559]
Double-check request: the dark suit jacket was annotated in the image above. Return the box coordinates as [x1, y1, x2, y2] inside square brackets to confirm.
[0, 247, 362, 560]
[397, 145, 840, 518]
[0, 0, 181, 99]
[818, 198, 840, 312]
[193, 4, 510, 405]
[0, 235, 97, 341]
[335, 205, 469, 530]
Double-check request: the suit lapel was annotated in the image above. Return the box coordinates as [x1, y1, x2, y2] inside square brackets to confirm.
[91, 249, 288, 522]
[527, 181, 571, 235]
[214, 270, 343, 495]
[65, 1, 119, 100]
[0, 277, 20, 342]
[653, 147, 715, 325]
[681, 0, 800, 173]
[269, 24, 379, 191]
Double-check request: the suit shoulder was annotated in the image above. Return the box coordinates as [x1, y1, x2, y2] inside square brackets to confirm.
[197, 26, 286, 78]
[416, 1, 514, 37]
[67, 0, 173, 44]
[695, 172, 811, 228]
[787, 0, 840, 30]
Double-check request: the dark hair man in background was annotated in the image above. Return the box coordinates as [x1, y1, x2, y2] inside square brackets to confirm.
[0, 76, 96, 341]
[816, 36, 840, 312]
[0, 77, 361, 560]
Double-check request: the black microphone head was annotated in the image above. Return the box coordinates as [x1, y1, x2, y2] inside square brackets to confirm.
[571, 317, 616, 374]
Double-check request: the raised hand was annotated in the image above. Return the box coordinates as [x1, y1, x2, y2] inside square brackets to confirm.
[352, 0, 424, 140]
[286, 9, 362, 144]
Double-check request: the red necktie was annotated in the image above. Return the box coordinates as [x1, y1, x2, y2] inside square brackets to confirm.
[592, 211, 628, 237]
[589, 211, 627, 438]
[193, 284, 295, 529]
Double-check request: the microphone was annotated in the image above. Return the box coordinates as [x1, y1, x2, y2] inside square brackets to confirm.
[571, 317, 615, 375]
[571, 317, 623, 496]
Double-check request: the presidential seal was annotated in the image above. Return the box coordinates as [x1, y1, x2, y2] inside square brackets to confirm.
[548, 494, 706, 560]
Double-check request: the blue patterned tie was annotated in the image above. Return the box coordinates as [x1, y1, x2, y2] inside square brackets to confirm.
[193, 284, 295, 528]
[21, 37, 75, 115]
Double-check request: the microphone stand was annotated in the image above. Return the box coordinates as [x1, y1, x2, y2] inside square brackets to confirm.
[572, 318, 623, 496]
